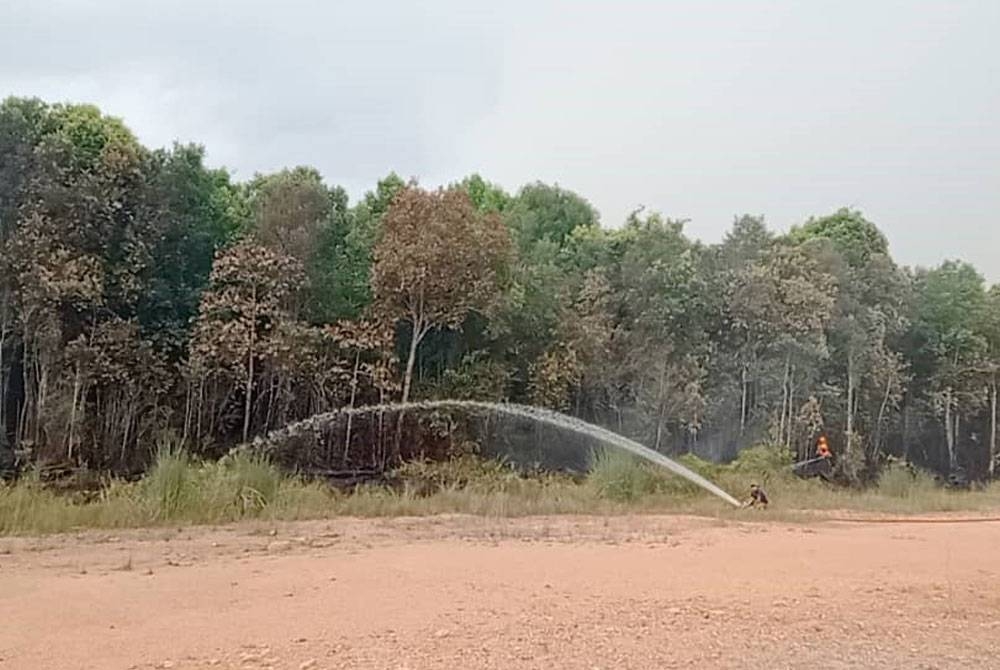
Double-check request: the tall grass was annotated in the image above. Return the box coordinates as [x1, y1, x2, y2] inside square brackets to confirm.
[143, 445, 193, 519]
[588, 444, 1000, 515]
[2, 447, 1000, 536]
[588, 448, 663, 501]
[0, 449, 332, 535]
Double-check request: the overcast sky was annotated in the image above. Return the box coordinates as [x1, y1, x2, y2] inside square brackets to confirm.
[3, 0, 998, 279]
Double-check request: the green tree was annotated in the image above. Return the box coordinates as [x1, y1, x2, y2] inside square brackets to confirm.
[610, 212, 708, 449]
[307, 184, 357, 322]
[505, 182, 599, 254]
[0, 97, 52, 238]
[247, 167, 331, 263]
[1, 100, 154, 462]
[982, 286, 1000, 477]
[458, 174, 511, 214]
[790, 207, 889, 269]
[793, 211, 906, 476]
[137, 143, 244, 348]
[912, 261, 987, 471]
[321, 173, 407, 320]
[728, 242, 837, 450]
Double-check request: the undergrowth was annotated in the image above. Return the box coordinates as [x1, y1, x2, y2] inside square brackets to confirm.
[2, 445, 999, 536]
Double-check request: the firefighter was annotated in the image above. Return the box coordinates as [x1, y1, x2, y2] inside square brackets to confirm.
[816, 435, 832, 459]
[743, 483, 769, 509]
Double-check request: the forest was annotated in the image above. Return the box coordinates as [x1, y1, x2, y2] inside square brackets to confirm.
[0, 96, 997, 484]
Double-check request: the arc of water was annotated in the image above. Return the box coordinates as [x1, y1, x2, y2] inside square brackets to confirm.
[251, 400, 742, 508]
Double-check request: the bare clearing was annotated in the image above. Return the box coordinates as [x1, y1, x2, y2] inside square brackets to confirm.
[1, 514, 999, 669]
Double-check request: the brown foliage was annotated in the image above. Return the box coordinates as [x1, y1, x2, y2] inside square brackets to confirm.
[190, 240, 305, 376]
[372, 187, 510, 329]
[371, 186, 511, 401]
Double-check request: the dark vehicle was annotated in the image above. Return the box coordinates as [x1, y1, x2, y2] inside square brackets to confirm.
[792, 455, 834, 481]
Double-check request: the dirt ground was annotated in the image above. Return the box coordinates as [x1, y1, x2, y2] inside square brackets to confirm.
[1, 514, 999, 670]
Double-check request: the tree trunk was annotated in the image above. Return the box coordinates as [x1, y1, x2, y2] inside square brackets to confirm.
[401, 317, 423, 404]
[343, 352, 361, 464]
[944, 386, 955, 471]
[195, 378, 206, 444]
[242, 286, 259, 444]
[873, 375, 892, 465]
[989, 378, 997, 479]
[377, 387, 386, 469]
[242, 351, 255, 444]
[739, 364, 748, 436]
[397, 312, 427, 461]
[120, 394, 132, 464]
[17, 340, 32, 447]
[778, 353, 791, 448]
[845, 350, 855, 462]
[264, 373, 278, 433]
[955, 407, 961, 470]
[67, 362, 82, 462]
[786, 365, 796, 451]
[35, 361, 48, 449]
[0, 323, 9, 470]
[0, 321, 7, 431]
[654, 363, 667, 451]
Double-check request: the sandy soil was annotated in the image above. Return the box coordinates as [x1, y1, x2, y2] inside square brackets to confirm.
[1, 514, 999, 670]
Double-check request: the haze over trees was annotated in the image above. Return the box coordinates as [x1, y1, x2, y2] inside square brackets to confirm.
[1, 97, 998, 483]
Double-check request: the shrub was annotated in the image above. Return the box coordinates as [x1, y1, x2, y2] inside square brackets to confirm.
[392, 454, 522, 496]
[142, 445, 195, 519]
[729, 444, 793, 475]
[588, 448, 663, 502]
[877, 461, 938, 499]
[213, 450, 283, 513]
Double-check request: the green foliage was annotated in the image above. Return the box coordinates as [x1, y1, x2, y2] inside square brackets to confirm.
[45, 103, 139, 170]
[505, 182, 598, 253]
[138, 143, 243, 345]
[729, 444, 794, 473]
[913, 261, 987, 358]
[307, 185, 362, 321]
[246, 166, 331, 262]
[459, 174, 511, 214]
[427, 351, 511, 401]
[877, 461, 938, 499]
[790, 208, 888, 269]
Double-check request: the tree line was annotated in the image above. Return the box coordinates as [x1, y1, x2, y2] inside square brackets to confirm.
[0, 97, 997, 482]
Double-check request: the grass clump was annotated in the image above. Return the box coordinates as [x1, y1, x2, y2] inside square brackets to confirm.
[373, 455, 595, 517]
[0, 448, 333, 535]
[876, 461, 938, 499]
[140, 447, 288, 523]
[728, 444, 794, 474]
[588, 448, 664, 501]
[392, 455, 525, 497]
[143, 445, 195, 519]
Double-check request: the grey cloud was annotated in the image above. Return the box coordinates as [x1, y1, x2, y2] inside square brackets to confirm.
[2, 0, 997, 279]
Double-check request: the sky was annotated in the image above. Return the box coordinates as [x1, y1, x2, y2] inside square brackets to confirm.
[2, 0, 998, 279]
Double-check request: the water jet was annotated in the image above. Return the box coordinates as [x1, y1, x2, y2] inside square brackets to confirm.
[250, 400, 742, 508]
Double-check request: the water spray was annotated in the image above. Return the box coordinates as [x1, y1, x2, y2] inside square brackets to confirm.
[251, 400, 743, 508]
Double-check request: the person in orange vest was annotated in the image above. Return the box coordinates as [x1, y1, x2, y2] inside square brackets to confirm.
[816, 435, 832, 459]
